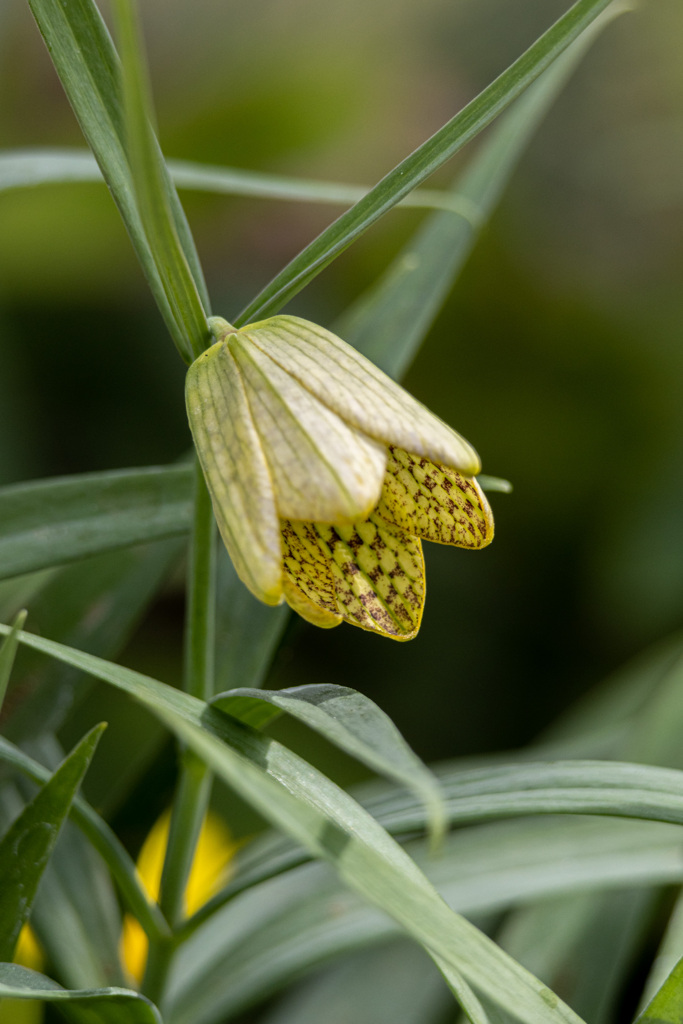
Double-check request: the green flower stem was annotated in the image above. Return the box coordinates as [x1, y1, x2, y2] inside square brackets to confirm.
[183, 461, 217, 704]
[141, 460, 216, 1006]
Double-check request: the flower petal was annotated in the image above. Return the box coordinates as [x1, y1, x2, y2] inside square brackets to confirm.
[377, 447, 494, 548]
[281, 514, 425, 641]
[186, 341, 283, 604]
[230, 331, 387, 523]
[244, 315, 481, 476]
[281, 519, 340, 619]
[283, 576, 342, 629]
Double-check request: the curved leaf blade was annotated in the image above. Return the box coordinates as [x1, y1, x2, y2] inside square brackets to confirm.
[0, 964, 162, 1024]
[212, 684, 446, 846]
[0, 623, 586, 1024]
[370, 760, 683, 834]
[0, 148, 480, 217]
[171, 816, 682, 1024]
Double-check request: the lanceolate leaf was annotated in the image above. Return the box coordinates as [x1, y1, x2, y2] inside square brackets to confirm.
[635, 957, 683, 1024]
[0, 465, 192, 581]
[335, 3, 623, 379]
[0, 964, 162, 1024]
[25, 0, 209, 361]
[0, 148, 483, 216]
[171, 816, 683, 1024]
[212, 684, 446, 846]
[0, 724, 104, 961]
[0, 624, 586, 1024]
[112, 0, 210, 360]
[3, 540, 184, 746]
[0, 609, 26, 711]
[0, 735, 169, 946]
[236, 0, 616, 324]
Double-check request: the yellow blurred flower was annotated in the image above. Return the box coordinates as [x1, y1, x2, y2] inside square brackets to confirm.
[186, 315, 494, 640]
[8, 924, 45, 1024]
[120, 810, 238, 984]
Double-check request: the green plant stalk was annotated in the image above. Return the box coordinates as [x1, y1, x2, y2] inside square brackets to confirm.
[141, 462, 216, 1005]
[113, 0, 210, 361]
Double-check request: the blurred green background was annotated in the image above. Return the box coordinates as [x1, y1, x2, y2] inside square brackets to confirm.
[2, 0, 683, 825]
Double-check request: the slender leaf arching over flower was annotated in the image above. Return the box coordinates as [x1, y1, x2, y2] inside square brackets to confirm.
[186, 315, 494, 640]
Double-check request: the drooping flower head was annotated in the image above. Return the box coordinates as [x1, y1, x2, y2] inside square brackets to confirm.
[186, 315, 493, 640]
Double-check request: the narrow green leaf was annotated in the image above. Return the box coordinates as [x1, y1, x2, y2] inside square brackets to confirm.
[212, 683, 446, 847]
[3, 541, 184, 748]
[0, 735, 169, 946]
[112, 0, 209, 360]
[236, 0, 617, 324]
[0, 964, 162, 1024]
[0, 148, 483, 216]
[205, 753, 683, 911]
[359, 759, 683, 835]
[172, 816, 681, 1024]
[25, 794, 126, 990]
[0, 724, 104, 961]
[639, 891, 683, 1011]
[335, 5, 622, 379]
[0, 610, 26, 712]
[636, 957, 683, 1024]
[0, 465, 192, 581]
[0, 624, 586, 1024]
[25, 0, 209, 361]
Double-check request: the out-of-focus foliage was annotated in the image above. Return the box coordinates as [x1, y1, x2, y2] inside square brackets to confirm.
[8, 0, 672, 755]
[1, 0, 683, 1018]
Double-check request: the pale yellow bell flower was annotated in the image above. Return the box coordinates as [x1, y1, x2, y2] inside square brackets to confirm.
[186, 315, 494, 640]
[120, 810, 238, 984]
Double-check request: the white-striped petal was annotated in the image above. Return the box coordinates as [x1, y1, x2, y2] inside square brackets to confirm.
[243, 315, 481, 477]
[230, 330, 387, 524]
[185, 341, 283, 605]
